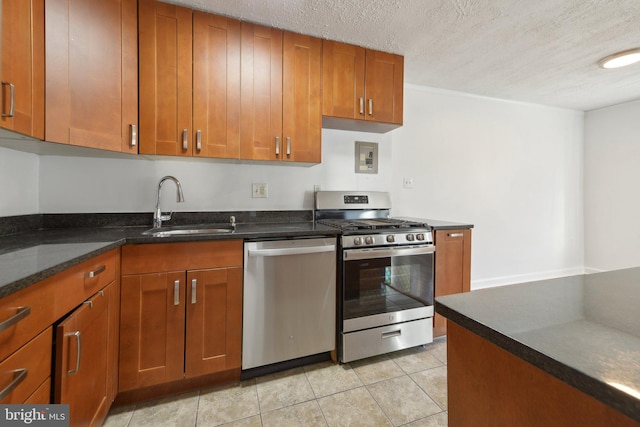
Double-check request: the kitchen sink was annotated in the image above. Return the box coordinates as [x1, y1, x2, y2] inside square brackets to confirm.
[142, 225, 235, 237]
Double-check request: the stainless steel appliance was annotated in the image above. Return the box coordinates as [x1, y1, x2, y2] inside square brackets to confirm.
[315, 191, 434, 363]
[242, 237, 337, 373]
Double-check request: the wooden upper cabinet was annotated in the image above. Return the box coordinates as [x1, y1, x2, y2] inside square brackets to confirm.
[45, 0, 137, 153]
[0, 0, 44, 139]
[193, 12, 241, 159]
[282, 32, 322, 163]
[240, 22, 283, 161]
[433, 229, 472, 337]
[138, 0, 192, 156]
[323, 40, 403, 129]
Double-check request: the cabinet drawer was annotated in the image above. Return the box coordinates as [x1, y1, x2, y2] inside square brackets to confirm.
[0, 279, 55, 361]
[24, 378, 51, 404]
[53, 249, 117, 317]
[0, 327, 52, 404]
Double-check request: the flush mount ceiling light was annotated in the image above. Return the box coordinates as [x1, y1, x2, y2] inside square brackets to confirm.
[598, 48, 640, 69]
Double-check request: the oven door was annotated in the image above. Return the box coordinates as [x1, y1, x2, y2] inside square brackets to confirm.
[342, 244, 434, 332]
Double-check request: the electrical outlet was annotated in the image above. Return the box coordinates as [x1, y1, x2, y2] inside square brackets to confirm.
[403, 178, 414, 189]
[252, 183, 268, 198]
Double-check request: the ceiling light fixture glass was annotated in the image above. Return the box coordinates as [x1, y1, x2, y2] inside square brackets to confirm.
[598, 48, 640, 69]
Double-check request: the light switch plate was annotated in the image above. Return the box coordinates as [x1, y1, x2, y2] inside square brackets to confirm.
[252, 183, 268, 198]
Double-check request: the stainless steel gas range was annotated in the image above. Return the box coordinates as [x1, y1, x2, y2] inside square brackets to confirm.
[315, 191, 434, 363]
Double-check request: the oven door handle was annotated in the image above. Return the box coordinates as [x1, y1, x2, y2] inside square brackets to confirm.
[344, 245, 434, 260]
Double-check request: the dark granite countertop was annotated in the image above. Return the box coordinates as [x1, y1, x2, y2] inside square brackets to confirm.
[398, 217, 474, 230]
[0, 220, 338, 299]
[436, 269, 640, 422]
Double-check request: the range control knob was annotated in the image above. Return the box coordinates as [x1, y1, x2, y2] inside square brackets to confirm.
[386, 235, 395, 243]
[406, 234, 415, 241]
[416, 233, 425, 241]
[353, 237, 363, 246]
[365, 236, 374, 245]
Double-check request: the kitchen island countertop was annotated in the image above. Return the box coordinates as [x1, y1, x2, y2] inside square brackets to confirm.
[436, 268, 640, 422]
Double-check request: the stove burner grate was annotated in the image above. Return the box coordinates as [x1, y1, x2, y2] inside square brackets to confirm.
[318, 218, 429, 231]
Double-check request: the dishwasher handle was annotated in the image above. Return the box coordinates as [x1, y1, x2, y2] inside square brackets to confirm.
[248, 244, 335, 257]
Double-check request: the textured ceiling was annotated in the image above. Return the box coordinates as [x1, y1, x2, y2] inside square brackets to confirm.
[168, 0, 640, 111]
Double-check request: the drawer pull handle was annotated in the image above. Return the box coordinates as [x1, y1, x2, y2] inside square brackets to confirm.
[1, 81, 15, 117]
[182, 129, 188, 151]
[275, 136, 280, 156]
[382, 329, 401, 339]
[368, 98, 373, 116]
[130, 124, 137, 147]
[0, 306, 31, 333]
[196, 130, 202, 152]
[448, 233, 464, 238]
[191, 279, 197, 304]
[67, 331, 81, 376]
[85, 265, 106, 279]
[174, 280, 180, 306]
[0, 368, 27, 400]
[359, 97, 364, 115]
[286, 137, 291, 156]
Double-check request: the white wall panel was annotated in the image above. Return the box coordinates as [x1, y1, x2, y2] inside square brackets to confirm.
[0, 147, 39, 216]
[391, 85, 585, 289]
[584, 100, 640, 272]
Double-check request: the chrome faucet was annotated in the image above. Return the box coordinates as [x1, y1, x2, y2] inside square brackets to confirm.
[153, 176, 185, 228]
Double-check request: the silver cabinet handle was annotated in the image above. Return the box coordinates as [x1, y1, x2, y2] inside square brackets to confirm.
[275, 136, 280, 156]
[359, 97, 364, 115]
[85, 265, 106, 279]
[368, 98, 373, 116]
[448, 233, 464, 238]
[286, 137, 291, 156]
[0, 306, 30, 333]
[182, 129, 188, 151]
[191, 279, 197, 304]
[382, 329, 401, 339]
[174, 280, 180, 305]
[67, 331, 81, 376]
[196, 130, 202, 152]
[0, 368, 27, 400]
[130, 124, 137, 147]
[1, 82, 15, 117]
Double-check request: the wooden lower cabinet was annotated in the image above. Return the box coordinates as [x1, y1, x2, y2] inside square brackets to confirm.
[433, 229, 471, 337]
[119, 241, 243, 394]
[55, 281, 117, 427]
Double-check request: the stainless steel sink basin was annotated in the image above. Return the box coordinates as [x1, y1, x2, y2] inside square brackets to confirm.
[142, 225, 234, 237]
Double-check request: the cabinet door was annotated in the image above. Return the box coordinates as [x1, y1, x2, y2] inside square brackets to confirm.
[239, 23, 282, 161]
[55, 287, 110, 427]
[282, 32, 322, 163]
[364, 49, 404, 124]
[193, 12, 241, 159]
[185, 267, 242, 378]
[0, 0, 44, 139]
[119, 272, 185, 391]
[322, 40, 365, 120]
[139, 0, 192, 156]
[45, 0, 137, 152]
[433, 229, 472, 337]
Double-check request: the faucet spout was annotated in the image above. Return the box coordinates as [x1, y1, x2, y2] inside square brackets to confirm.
[153, 176, 185, 228]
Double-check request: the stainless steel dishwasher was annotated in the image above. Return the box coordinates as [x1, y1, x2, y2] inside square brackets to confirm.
[242, 237, 336, 372]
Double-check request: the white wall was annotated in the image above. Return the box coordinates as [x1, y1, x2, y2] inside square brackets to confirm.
[584, 100, 640, 272]
[0, 147, 39, 216]
[391, 85, 585, 289]
[38, 129, 393, 213]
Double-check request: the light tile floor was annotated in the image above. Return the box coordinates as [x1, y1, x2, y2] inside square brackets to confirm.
[104, 337, 448, 427]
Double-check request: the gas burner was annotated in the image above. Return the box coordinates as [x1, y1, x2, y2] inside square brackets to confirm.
[317, 218, 429, 231]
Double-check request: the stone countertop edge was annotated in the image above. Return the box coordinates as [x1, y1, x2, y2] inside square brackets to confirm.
[0, 240, 124, 299]
[397, 217, 474, 230]
[0, 223, 339, 299]
[435, 299, 640, 423]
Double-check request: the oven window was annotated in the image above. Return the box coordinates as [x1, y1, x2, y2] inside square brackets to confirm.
[343, 253, 434, 320]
